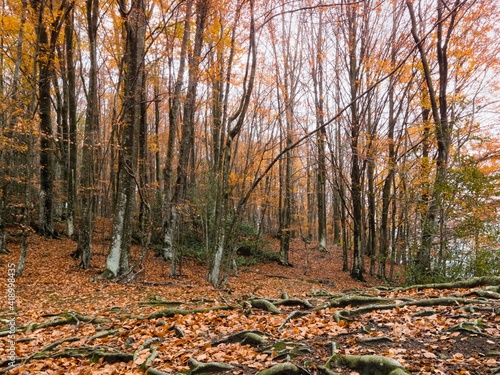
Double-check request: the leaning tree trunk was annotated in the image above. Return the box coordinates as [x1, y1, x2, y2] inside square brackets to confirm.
[104, 0, 146, 278]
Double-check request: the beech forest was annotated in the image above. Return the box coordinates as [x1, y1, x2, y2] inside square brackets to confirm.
[0, 1, 499, 374]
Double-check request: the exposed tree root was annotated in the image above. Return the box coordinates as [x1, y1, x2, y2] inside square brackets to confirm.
[146, 305, 235, 319]
[212, 330, 268, 346]
[0, 311, 110, 337]
[1, 346, 134, 370]
[256, 362, 303, 375]
[326, 353, 409, 375]
[250, 298, 281, 313]
[133, 337, 163, 364]
[187, 358, 234, 374]
[139, 296, 183, 307]
[323, 295, 395, 308]
[273, 298, 314, 309]
[397, 276, 500, 291]
[88, 329, 119, 341]
[332, 297, 487, 322]
[278, 310, 310, 330]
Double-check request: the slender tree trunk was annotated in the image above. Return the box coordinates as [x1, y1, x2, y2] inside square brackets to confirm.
[138, 69, 148, 232]
[208, 0, 256, 285]
[162, 0, 192, 263]
[168, 0, 208, 277]
[37, 11, 55, 237]
[312, 12, 327, 252]
[29, 0, 70, 237]
[378, 4, 403, 280]
[65, 8, 77, 237]
[407, 0, 456, 279]
[13, 0, 32, 274]
[346, 4, 364, 281]
[272, 5, 303, 267]
[104, 0, 146, 278]
[367, 154, 376, 276]
[75, 0, 99, 269]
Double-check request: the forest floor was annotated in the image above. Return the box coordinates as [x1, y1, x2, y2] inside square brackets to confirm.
[0, 223, 499, 375]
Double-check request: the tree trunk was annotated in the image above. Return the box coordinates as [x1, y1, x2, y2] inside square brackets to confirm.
[75, 0, 99, 269]
[162, 0, 192, 264]
[407, 0, 456, 280]
[37, 12, 54, 237]
[168, 0, 208, 277]
[346, 4, 364, 281]
[65, 8, 77, 238]
[208, 0, 256, 285]
[312, 12, 327, 252]
[104, 0, 146, 277]
[29, 0, 70, 237]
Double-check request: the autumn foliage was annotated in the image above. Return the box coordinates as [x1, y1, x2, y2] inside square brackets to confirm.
[0, 0, 500, 373]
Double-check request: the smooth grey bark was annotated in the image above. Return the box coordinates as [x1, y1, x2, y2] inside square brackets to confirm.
[162, 0, 192, 264]
[311, 12, 327, 252]
[30, 0, 70, 237]
[105, 0, 146, 277]
[208, 0, 257, 285]
[168, 0, 208, 277]
[345, 3, 364, 281]
[75, 0, 99, 269]
[272, 5, 304, 267]
[64, 8, 77, 237]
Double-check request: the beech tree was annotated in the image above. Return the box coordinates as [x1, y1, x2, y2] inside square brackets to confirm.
[74, 0, 99, 269]
[29, 0, 72, 237]
[0, 0, 499, 285]
[104, 0, 146, 278]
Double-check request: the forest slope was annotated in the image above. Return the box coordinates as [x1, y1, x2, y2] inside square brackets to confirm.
[0, 233, 499, 375]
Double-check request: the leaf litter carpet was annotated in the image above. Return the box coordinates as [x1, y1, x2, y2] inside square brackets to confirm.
[0, 234, 498, 374]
